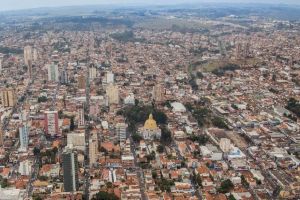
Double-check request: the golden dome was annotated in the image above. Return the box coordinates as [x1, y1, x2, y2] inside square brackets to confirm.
[144, 114, 158, 130]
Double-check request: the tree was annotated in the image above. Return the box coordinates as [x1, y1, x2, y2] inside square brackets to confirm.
[218, 179, 234, 193]
[134, 99, 139, 106]
[70, 117, 75, 131]
[228, 194, 236, 200]
[33, 147, 40, 156]
[92, 191, 119, 200]
[196, 71, 204, 79]
[37, 96, 47, 103]
[33, 194, 43, 200]
[0, 177, 9, 188]
[286, 97, 300, 117]
[132, 133, 142, 143]
[192, 107, 211, 127]
[160, 126, 172, 145]
[152, 171, 158, 179]
[241, 175, 249, 188]
[145, 151, 156, 162]
[106, 182, 113, 189]
[58, 110, 64, 119]
[272, 74, 277, 82]
[158, 178, 175, 193]
[38, 175, 48, 181]
[212, 117, 228, 129]
[157, 145, 164, 153]
[153, 111, 168, 125]
[195, 174, 202, 188]
[189, 134, 208, 145]
[231, 104, 238, 110]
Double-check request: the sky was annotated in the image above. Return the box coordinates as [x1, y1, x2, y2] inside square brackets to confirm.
[1, 0, 299, 11]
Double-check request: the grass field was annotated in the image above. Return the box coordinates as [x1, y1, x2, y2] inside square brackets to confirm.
[190, 57, 261, 73]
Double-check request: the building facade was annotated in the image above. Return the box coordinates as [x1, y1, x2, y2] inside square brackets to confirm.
[62, 148, 79, 192]
[44, 111, 59, 137]
[47, 63, 59, 82]
[106, 84, 119, 105]
[1, 88, 17, 107]
[19, 124, 29, 151]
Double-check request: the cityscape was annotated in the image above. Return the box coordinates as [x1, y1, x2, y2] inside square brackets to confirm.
[0, 1, 300, 200]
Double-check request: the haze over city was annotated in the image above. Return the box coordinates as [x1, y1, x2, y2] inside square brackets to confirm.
[0, 1, 299, 200]
[1, 0, 300, 11]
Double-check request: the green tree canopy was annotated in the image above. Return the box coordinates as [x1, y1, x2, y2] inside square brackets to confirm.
[92, 191, 119, 200]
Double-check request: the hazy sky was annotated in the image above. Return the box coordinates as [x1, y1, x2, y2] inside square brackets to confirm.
[1, 0, 299, 11]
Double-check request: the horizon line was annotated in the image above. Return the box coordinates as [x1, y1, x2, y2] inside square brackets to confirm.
[1, 1, 300, 13]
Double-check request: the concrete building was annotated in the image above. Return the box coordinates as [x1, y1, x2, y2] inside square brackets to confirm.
[77, 107, 85, 128]
[116, 123, 127, 145]
[78, 74, 86, 89]
[171, 102, 186, 113]
[106, 71, 114, 84]
[18, 160, 31, 176]
[67, 132, 85, 151]
[219, 138, 232, 153]
[44, 110, 59, 137]
[1, 88, 17, 107]
[60, 65, 69, 84]
[24, 46, 32, 66]
[0, 188, 26, 200]
[106, 84, 119, 105]
[152, 83, 165, 103]
[47, 63, 59, 82]
[0, 54, 3, 72]
[19, 124, 29, 151]
[89, 64, 97, 80]
[89, 138, 98, 165]
[124, 93, 135, 105]
[0, 129, 3, 147]
[62, 148, 79, 192]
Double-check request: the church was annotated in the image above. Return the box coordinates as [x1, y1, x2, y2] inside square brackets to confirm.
[138, 114, 161, 140]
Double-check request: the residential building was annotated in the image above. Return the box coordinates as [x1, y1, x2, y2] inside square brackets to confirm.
[152, 83, 164, 103]
[62, 147, 79, 192]
[19, 124, 29, 151]
[116, 123, 127, 145]
[106, 84, 119, 105]
[47, 63, 59, 82]
[1, 88, 17, 107]
[44, 110, 59, 137]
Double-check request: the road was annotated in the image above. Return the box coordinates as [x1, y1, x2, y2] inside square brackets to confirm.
[84, 66, 91, 200]
[128, 133, 147, 200]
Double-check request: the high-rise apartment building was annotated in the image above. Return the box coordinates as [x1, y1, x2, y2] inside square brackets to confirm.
[47, 63, 59, 82]
[44, 110, 59, 137]
[24, 45, 36, 79]
[1, 88, 17, 107]
[116, 123, 127, 146]
[0, 54, 3, 72]
[89, 64, 97, 80]
[152, 83, 165, 103]
[19, 124, 29, 151]
[78, 107, 85, 128]
[89, 137, 98, 166]
[60, 65, 69, 84]
[78, 74, 86, 89]
[106, 71, 114, 84]
[62, 148, 79, 192]
[106, 84, 119, 105]
[0, 128, 4, 147]
[24, 46, 32, 66]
